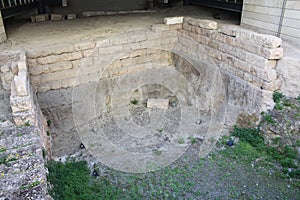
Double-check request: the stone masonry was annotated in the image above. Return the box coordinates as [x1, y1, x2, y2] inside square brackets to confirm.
[0, 12, 6, 43]
[26, 17, 284, 112]
[0, 51, 51, 155]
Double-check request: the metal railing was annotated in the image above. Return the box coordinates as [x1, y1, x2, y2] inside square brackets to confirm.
[0, 0, 38, 10]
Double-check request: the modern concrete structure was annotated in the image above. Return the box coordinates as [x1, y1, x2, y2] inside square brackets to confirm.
[241, 0, 300, 46]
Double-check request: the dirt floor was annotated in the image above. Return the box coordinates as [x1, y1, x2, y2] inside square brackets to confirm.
[0, 5, 240, 51]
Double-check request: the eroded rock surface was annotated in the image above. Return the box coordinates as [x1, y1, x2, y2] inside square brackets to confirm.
[0, 123, 48, 200]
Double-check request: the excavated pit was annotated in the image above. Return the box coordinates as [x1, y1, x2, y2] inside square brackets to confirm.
[36, 47, 261, 173]
[2, 16, 282, 173]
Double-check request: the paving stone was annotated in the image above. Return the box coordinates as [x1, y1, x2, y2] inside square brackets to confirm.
[147, 99, 169, 110]
[164, 16, 184, 25]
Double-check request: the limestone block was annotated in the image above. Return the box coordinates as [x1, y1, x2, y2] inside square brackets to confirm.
[245, 53, 276, 69]
[164, 17, 184, 25]
[150, 24, 170, 32]
[10, 96, 33, 112]
[236, 40, 283, 60]
[13, 71, 29, 96]
[34, 14, 49, 22]
[67, 13, 76, 20]
[261, 47, 283, 60]
[48, 62, 73, 72]
[37, 52, 82, 64]
[236, 30, 282, 48]
[30, 66, 50, 75]
[147, 99, 169, 110]
[26, 43, 74, 58]
[198, 20, 218, 30]
[169, 23, 182, 30]
[82, 11, 93, 17]
[51, 14, 63, 21]
[219, 25, 237, 36]
[18, 61, 27, 71]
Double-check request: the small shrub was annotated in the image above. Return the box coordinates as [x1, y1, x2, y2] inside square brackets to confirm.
[283, 146, 298, 159]
[289, 170, 300, 179]
[24, 121, 30, 126]
[188, 136, 197, 145]
[261, 114, 276, 125]
[231, 126, 264, 148]
[273, 91, 284, 103]
[47, 120, 52, 127]
[280, 158, 297, 168]
[283, 99, 292, 107]
[274, 103, 284, 110]
[157, 128, 163, 133]
[131, 98, 139, 105]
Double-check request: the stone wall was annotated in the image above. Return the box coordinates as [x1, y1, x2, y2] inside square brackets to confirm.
[0, 11, 6, 43]
[0, 52, 51, 199]
[179, 17, 282, 93]
[26, 24, 181, 92]
[241, 0, 300, 46]
[170, 17, 284, 132]
[26, 16, 292, 134]
[0, 51, 51, 155]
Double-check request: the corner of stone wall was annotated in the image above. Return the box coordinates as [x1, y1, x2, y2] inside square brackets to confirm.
[3, 50, 52, 157]
[164, 16, 287, 133]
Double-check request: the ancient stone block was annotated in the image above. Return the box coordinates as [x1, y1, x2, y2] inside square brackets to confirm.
[10, 95, 33, 112]
[30, 66, 50, 75]
[219, 25, 237, 37]
[34, 14, 49, 22]
[147, 99, 169, 110]
[26, 43, 74, 58]
[67, 13, 76, 20]
[236, 30, 282, 49]
[37, 52, 82, 64]
[198, 20, 218, 30]
[164, 17, 184, 25]
[82, 11, 94, 17]
[12, 71, 29, 96]
[51, 14, 63, 21]
[261, 47, 283, 60]
[48, 62, 73, 72]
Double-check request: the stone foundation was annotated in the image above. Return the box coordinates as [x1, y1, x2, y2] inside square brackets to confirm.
[26, 17, 285, 128]
[0, 51, 51, 156]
